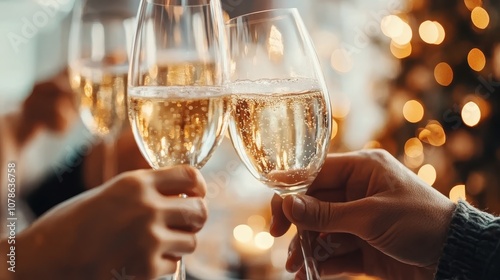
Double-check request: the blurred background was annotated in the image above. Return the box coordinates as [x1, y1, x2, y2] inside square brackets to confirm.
[1, 0, 499, 279]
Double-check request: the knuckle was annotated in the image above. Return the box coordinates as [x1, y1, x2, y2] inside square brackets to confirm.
[117, 171, 148, 192]
[361, 149, 391, 165]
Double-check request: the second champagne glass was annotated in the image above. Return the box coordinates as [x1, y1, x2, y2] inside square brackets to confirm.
[69, 0, 138, 181]
[128, 0, 229, 279]
[226, 9, 332, 280]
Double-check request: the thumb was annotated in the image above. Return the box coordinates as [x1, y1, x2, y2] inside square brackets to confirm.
[282, 195, 378, 239]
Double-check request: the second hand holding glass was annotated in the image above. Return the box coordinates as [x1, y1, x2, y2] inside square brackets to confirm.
[128, 0, 229, 279]
[226, 9, 332, 280]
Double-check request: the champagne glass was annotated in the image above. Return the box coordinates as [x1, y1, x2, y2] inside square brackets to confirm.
[226, 9, 332, 280]
[68, 0, 138, 181]
[128, 0, 228, 279]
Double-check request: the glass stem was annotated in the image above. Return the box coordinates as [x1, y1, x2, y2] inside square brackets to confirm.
[103, 138, 116, 182]
[171, 258, 186, 280]
[297, 228, 321, 280]
[168, 193, 188, 280]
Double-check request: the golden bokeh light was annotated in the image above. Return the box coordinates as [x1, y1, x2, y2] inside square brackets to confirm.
[419, 122, 447, 147]
[465, 95, 491, 119]
[364, 141, 382, 149]
[405, 138, 424, 158]
[381, 15, 405, 38]
[331, 49, 353, 73]
[464, 0, 482, 11]
[390, 41, 412, 59]
[404, 153, 425, 169]
[331, 119, 339, 140]
[434, 62, 454, 86]
[419, 21, 439, 44]
[467, 48, 486, 72]
[418, 21, 445, 45]
[471, 7, 490, 29]
[332, 98, 351, 119]
[462, 101, 482, 127]
[418, 164, 437, 186]
[247, 215, 266, 231]
[403, 100, 424, 123]
[233, 225, 253, 243]
[434, 22, 446, 45]
[449, 185, 466, 203]
[393, 22, 413, 45]
[254, 232, 274, 250]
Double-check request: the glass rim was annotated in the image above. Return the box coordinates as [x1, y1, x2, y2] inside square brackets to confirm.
[226, 8, 300, 27]
[146, 0, 210, 7]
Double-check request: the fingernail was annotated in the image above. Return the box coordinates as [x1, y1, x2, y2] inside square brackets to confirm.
[269, 216, 275, 231]
[291, 196, 306, 221]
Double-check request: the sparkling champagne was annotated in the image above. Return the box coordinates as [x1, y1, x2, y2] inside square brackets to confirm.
[70, 63, 128, 138]
[229, 79, 331, 195]
[128, 86, 231, 169]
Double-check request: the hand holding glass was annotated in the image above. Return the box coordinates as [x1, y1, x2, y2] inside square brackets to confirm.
[128, 0, 228, 279]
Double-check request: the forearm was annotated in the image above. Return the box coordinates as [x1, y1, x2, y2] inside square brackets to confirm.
[435, 200, 500, 280]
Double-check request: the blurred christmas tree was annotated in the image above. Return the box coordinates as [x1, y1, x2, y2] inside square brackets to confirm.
[376, 0, 500, 213]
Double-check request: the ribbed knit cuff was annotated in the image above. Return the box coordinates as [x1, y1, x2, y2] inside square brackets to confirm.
[435, 200, 500, 280]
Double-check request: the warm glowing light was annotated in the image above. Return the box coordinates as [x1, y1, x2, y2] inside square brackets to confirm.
[467, 48, 486, 72]
[247, 215, 266, 231]
[449, 185, 466, 203]
[418, 21, 446, 45]
[418, 164, 437, 186]
[434, 62, 454, 86]
[332, 98, 351, 119]
[462, 101, 481, 127]
[233, 225, 253, 243]
[393, 22, 413, 45]
[465, 95, 491, 119]
[331, 49, 353, 73]
[419, 122, 446, 147]
[254, 232, 274, 250]
[403, 100, 424, 123]
[405, 138, 424, 158]
[404, 153, 425, 169]
[464, 0, 482, 11]
[381, 15, 405, 38]
[419, 21, 439, 44]
[364, 141, 382, 149]
[390, 41, 412, 59]
[471, 7, 490, 29]
[331, 119, 339, 140]
[434, 22, 446, 45]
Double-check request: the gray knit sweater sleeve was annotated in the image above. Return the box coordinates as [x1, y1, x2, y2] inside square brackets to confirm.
[435, 200, 500, 280]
